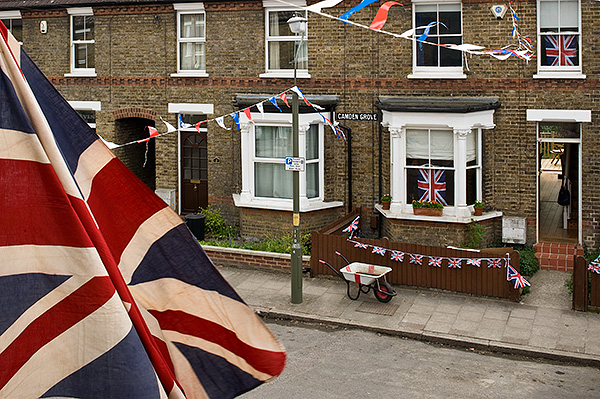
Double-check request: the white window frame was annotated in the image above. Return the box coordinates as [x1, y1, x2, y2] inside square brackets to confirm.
[66, 8, 96, 77]
[409, 0, 465, 79]
[381, 109, 498, 222]
[260, 0, 310, 79]
[534, 0, 584, 79]
[0, 11, 22, 43]
[68, 100, 100, 129]
[234, 109, 341, 211]
[172, 3, 208, 77]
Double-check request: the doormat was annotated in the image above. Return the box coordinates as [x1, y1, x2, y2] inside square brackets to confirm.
[356, 301, 399, 316]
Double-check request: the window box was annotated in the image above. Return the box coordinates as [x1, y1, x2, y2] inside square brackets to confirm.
[413, 207, 443, 217]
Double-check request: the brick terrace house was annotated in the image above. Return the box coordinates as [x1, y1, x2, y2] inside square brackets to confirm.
[1, 0, 598, 269]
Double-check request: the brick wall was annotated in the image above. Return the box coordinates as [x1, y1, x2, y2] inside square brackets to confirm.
[203, 245, 310, 271]
[382, 216, 503, 248]
[239, 206, 345, 240]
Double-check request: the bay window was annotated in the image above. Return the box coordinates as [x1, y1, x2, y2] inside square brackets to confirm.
[254, 125, 319, 199]
[234, 102, 341, 211]
[379, 97, 496, 219]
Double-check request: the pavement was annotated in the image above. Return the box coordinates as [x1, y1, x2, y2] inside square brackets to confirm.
[218, 265, 600, 367]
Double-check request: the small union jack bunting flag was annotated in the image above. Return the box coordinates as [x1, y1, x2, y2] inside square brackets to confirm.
[372, 246, 386, 256]
[428, 257, 442, 268]
[409, 254, 424, 265]
[486, 258, 503, 268]
[342, 216, 360, 233]
[448, 258, 462, 269]
[507, 265, 531, 289]
[466, 258, 482, 268]
[390, 250, 404, 262]
[354, 242, 369, 249]
[588, 262, 600, 275]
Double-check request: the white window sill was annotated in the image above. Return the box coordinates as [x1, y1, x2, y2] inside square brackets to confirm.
[408, 71, 466, 79]
[65, 70, 97, 78]
[533, 72, 586, 79]
[233, 193, 342, 212]
[259, 70, 311, 79]
[171, 72, 209, 78]
[375, 203, 502, 224]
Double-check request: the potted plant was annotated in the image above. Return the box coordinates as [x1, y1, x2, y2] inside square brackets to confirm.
[381, 194, 392, 210]
[473, 200, 484, 216]
[412, 200, 443, 216]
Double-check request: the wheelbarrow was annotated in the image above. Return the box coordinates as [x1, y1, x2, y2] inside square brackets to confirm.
[319, 251, 397, 303]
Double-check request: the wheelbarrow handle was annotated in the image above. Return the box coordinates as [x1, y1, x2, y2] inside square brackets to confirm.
[335, 251, 351, 265]
[319, 259, 345, 281]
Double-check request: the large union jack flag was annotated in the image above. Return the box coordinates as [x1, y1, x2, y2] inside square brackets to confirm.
[417, 167, 447, 206]
[544, 34, 578, 67]
[0, 23, 285, 398]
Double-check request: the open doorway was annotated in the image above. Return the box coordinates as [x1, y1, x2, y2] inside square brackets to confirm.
[538, 139, 578, 243]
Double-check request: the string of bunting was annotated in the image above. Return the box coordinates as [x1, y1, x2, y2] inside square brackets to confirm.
[343, 216, 531, 289]
[276, 0, 534, 63]
[101, 86, 345, 149]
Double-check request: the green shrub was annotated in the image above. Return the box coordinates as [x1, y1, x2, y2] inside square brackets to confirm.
[198, 206, 237, 238]
[200, 232, 312, 256]
[464, 221, 486, 249]
[514, 245, 539, 277]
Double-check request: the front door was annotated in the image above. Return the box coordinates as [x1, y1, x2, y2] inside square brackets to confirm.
[181, 131, 208, 213]
[537, 139, 579, 243]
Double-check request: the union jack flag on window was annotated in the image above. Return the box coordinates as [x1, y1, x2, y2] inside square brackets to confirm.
[417, 167, 447, 206]
[544, 34, 578, 67]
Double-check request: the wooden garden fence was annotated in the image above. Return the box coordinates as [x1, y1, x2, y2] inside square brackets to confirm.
[311, 212, 521, 302]
[572, 255, 600, 312]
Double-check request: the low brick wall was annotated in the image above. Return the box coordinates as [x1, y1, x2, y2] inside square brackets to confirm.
[203, 245, 310, 271]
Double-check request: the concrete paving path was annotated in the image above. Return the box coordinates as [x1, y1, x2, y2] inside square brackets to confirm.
[218, 265, 600, 366]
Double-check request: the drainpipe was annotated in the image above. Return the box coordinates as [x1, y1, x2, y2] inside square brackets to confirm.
[338, 124, 352, 211]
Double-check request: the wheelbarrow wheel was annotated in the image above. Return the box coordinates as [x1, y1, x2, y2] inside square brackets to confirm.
[374, 281, 394, 303]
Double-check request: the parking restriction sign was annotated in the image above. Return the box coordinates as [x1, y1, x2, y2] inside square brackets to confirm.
[285, 157, 305, 171]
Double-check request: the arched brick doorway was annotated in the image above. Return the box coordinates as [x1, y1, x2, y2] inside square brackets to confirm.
[113, 107, 156, 191]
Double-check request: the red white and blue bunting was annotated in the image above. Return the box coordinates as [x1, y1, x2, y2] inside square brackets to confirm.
[101, 86, 345, 149]
[277, 0, 534, 63]
[343, 216, 531, 289]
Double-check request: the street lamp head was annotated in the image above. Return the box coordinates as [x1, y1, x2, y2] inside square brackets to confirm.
[287, 15, 307, 34]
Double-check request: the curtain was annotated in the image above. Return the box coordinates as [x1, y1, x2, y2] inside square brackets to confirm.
[406, 129, 453, 161]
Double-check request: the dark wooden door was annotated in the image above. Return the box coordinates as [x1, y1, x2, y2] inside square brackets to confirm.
[181, 131, 208, 213]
